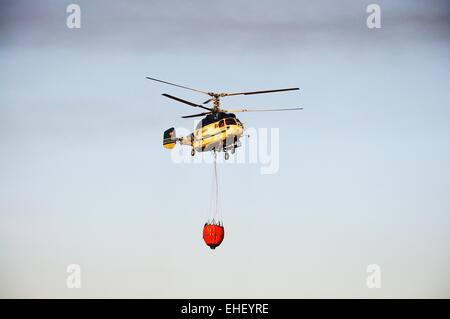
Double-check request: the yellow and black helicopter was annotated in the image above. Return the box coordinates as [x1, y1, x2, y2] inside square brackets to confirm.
[147, 77, 302, 160]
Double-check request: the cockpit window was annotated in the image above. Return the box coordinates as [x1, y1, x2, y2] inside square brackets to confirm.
[225, 118, 236, 125]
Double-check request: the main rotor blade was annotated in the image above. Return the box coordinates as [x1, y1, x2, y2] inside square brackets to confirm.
[181, 112, 212, 118]
[224, 88, 299, 96]
[146, 77, 211, 96]
[223, 107, 303, 113]
[162, 93, 214, 111]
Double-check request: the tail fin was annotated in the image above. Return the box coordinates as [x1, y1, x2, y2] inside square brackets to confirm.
[163, 127, 177, 149]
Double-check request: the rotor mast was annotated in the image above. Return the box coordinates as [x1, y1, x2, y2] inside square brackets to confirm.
[212, 95, 220, 113]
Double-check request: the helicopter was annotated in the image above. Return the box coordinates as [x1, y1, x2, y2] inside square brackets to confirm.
[147, 77, 303, 160]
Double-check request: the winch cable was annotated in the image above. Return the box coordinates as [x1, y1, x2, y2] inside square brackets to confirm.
[213, 151, 221, 224]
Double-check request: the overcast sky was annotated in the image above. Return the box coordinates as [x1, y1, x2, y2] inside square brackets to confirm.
[1, 0, 449, 298]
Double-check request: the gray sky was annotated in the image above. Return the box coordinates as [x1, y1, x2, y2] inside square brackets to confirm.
[1, 0, 449, 298]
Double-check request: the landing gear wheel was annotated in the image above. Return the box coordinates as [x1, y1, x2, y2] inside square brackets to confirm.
[191, 148, 195, 156]
[231, 136, 237, 154]
[224, 152, 229, 160]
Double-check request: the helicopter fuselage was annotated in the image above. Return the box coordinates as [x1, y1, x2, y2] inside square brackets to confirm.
[163, 112, 244, 156]
[182, 112, 244, 152]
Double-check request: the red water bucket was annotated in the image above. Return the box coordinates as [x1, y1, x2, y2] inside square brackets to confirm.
[203, 223, 224, 249]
